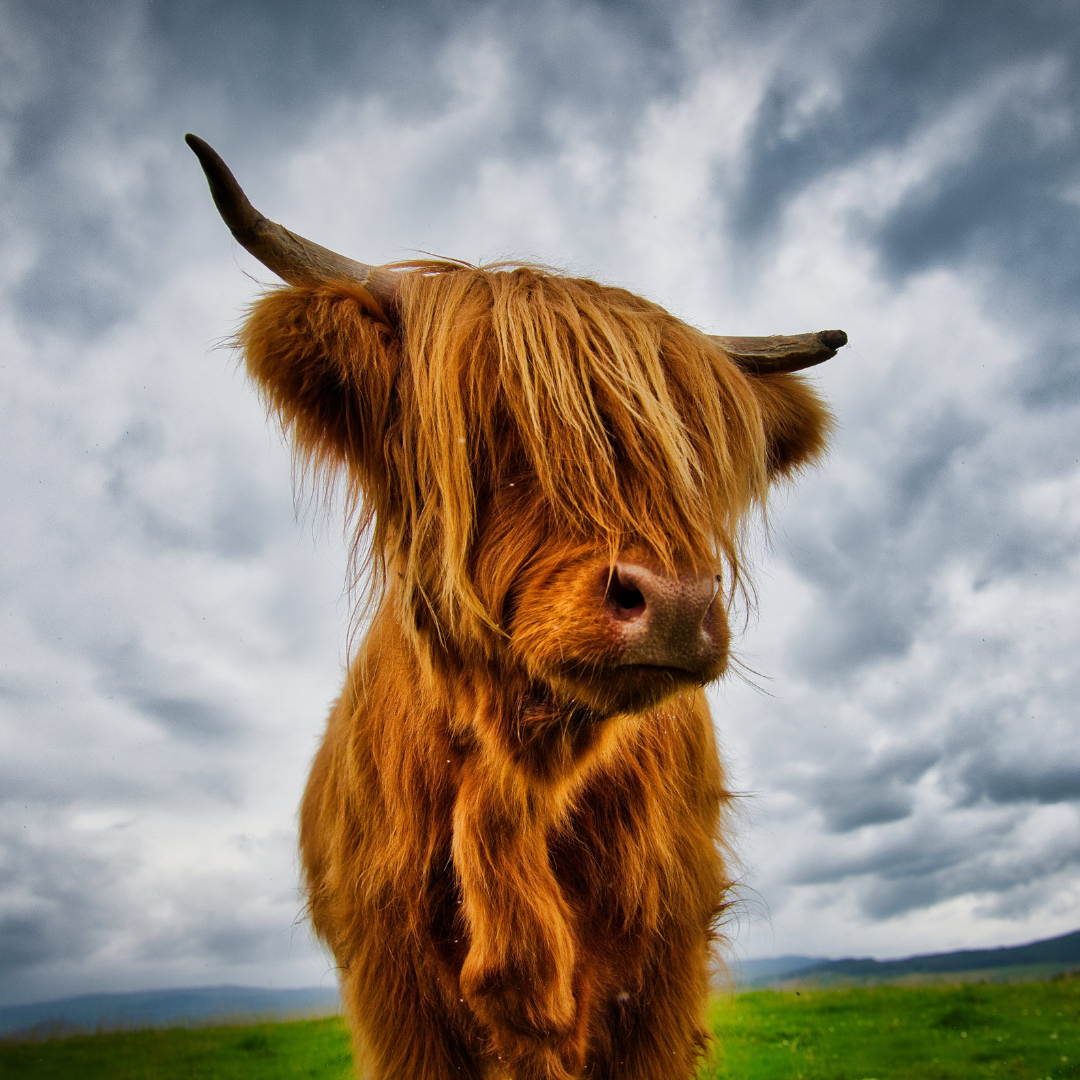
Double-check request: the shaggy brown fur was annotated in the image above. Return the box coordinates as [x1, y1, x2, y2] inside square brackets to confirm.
[239, 263, 831, 1080]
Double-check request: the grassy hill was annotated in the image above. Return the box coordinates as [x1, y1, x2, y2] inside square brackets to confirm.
[730, 927, 1080, 989]
[778, 928, 1080, 988]
[2, 976, 1078, 1079]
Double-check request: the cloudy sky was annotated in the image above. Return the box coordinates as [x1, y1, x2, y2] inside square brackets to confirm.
[2, 0, 1080, 1008]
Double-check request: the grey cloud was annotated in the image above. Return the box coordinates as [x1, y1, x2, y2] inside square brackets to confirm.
[858, 876, 954, 922]
[1, 4, 183, 335]
[782, 540, 924, 677]
[0, 680, 44, 705]
[792, 827, 974, 889]
[958, 753, 1080, 806]
[100, 425, 196, 550]
[99, 423, 278, 560]
[981, 767, 1080, 805]
[0, 837, 117, 976]
[884, 411, 988, 527]
[0, 761, 152, 806]
[791, 587, 916, 675]
[210, 479, 278, 560]
[783, 401, 1077, 685]
[784, 800, 1080, 921]
[160, 0, 1080, 965]
[2, 0, 694, 341]
[1017, 337, 1080, 410]
[778, 411, 994, 678]
[6, 0, 1080, 997]
[823, 790, 909, 834]
[10, 0, 1080, 331]
[140, 696, 237, 741]
[809, 747, 941, 833]
[857, 834, 1080, 920]
[977, 873, 1077, 920]
[90, 639, 246, 743]
[146, 0, 686, 134]
[726, 0, 1080, 279]
[147, 0, 485, 121]
[189, 924, 289, 966]
[0, 814, 303, 1003]
[872, 81, 1080, 305]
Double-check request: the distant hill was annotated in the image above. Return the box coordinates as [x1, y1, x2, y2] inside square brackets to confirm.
[770, 928, 1080, 988]
[0, 985, 340, 1039]
[728, 955, 828, 986]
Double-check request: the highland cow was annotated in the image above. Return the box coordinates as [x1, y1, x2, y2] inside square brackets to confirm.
[188, 134, 842, 1080]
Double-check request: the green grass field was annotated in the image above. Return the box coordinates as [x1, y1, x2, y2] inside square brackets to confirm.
[705, 976, 1079, 1079]
[0, 1016, 353, 1079]
[1, 976, 1076, 1079]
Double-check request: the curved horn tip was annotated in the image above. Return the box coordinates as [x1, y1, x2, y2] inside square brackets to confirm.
[185, 133, 395, 300]
[184, 133, 220, 169]
[184, 133, 269, 251]
[820, 329, 848, 351]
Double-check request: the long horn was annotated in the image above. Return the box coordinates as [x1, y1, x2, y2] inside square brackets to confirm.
[185, 134, 400, 311]
[711, 330, 847, 374]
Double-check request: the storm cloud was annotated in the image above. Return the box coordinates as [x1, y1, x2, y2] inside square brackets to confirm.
[2, 0, 1080, 1004]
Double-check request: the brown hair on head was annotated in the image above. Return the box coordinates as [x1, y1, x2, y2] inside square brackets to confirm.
[241, 261, 830, 661]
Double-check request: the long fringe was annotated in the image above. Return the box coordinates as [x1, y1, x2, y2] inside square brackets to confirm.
[392, 265, 769, 636]
[240, 262, 827, 656]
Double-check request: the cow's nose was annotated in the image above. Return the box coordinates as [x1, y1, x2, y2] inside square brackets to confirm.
[603, 563, 724, 674]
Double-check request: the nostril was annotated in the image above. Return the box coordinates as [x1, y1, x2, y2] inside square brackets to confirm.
[605, 560, 726, 674]
[606, 568, 647, 618]
[613, 585, 645, 611]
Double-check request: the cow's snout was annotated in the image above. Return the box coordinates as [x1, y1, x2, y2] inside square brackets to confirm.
[603, 563, 725, 675]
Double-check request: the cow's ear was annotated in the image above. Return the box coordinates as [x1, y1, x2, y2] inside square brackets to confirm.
[751, 373, 833, 480]
[240, 283, 400, 480]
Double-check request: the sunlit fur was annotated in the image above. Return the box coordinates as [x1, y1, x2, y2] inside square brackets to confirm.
[239, 263, 832, 1080]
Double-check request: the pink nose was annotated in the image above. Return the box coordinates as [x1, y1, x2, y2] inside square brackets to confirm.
[603, 563, 724, 675]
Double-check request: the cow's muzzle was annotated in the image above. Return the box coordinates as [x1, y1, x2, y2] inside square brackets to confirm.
[603, 563, 726, 677]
